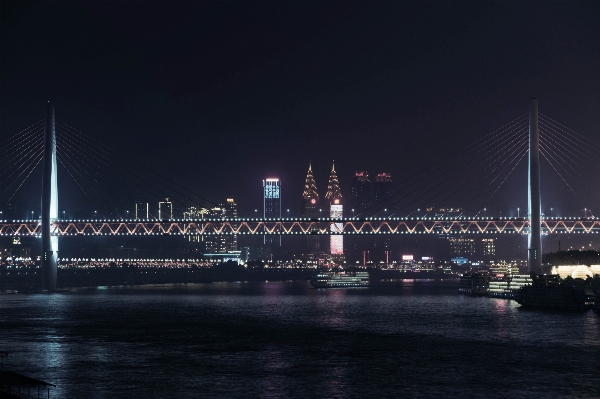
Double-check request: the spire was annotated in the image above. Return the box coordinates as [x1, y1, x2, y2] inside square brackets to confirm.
[302, 162, 319, 200]
[325, 161, 342, 203]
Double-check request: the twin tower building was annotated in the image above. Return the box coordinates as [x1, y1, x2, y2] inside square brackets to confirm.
[301, 162, 344, 259]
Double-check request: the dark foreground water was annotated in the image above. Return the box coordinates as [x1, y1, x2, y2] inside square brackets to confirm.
[2, 280, 600, 398]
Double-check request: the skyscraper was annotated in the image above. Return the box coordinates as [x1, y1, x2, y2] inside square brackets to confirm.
[224, 198, 238, 252]
[301, 162, 320, 253]
[325, 162, 343, 256]
[158, 198, 173, 220]
[263, 178, 281, 246]
[374, 173, 393, 211]
[350, 171, 372, 215]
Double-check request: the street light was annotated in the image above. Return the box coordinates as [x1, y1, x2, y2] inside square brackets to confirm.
[352, 209, 355, 218]
[517, 207, 520, 218]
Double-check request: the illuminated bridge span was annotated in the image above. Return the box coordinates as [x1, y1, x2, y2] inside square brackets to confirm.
[2, 217, 599, 236]
[3, 99, 599, 290]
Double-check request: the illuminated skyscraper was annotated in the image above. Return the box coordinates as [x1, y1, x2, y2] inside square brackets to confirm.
[263, 178, 281, 246]
[325, 162, 343, 256]
[301, 162, 320, 253]
[224, 198, 238, 251]
[350, 171, 372, 215]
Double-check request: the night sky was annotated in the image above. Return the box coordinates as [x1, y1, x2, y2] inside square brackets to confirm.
[1, 1, 600, 219]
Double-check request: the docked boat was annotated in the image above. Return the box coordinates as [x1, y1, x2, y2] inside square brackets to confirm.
[310, 271, 369, 288]
[515, 274, 596, 309]
[458, 272, 490, 295]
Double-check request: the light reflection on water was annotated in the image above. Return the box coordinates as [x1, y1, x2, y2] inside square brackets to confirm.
[1, 281, 599, 398]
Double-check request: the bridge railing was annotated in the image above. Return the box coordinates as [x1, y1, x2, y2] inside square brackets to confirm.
[0, 217, 598, 236]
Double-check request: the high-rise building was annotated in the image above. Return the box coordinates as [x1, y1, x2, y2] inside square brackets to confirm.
[301, 162, 321, 254]
[135, 202, 149, 220]
[203, 206, 227, 254]
[350, 171, 372, 215]
[223, 198, 238, 252]
[374, 173, 393, 211]
[325, 162, 343, 256]
[263, 178, 281, 246]
[481, 238, 495, 256]
[449, 237, 476, 256]
[158, 198, 173, 220]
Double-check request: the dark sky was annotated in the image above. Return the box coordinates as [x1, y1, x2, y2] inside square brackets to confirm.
[1, 1, 600, 218]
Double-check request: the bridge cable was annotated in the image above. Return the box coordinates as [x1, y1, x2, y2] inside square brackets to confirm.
[377, 120, 528, 216]
[57, 125, 211, 216]
[0, 120, 44, 149]
[474, 149, 528, 217]
[56, 140, 133, 219]
[539, 147, 585, 207]
[356, 115, 529, 216]
[413, 123, 529, 214]
[0, 127, 44, 179]
[57, 122, 220, 209]
[56, 129, 163, 218]
[57, 124, 198, 216]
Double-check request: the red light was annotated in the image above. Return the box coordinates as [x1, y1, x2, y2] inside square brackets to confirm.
[311, 199, 316, 204]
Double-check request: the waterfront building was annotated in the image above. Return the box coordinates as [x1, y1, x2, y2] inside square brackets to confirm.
[550, 264, 600, 279]
[301, 162, 321, 254]
[263, 178, 281, 246]
[350, 171, 372, 215]
[325, 162, 344, 258]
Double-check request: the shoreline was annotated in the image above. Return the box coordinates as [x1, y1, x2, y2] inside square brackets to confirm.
[0, 269, 458, 292]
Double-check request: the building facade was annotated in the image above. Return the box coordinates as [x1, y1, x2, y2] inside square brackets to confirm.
[301, 163, 321, 254]
[374, 173, 393, 212]
[263, 178, 281, 246]
[158, 198, 173, 220]
[350, 171, 372, 215]
[325, 162, 344, 257]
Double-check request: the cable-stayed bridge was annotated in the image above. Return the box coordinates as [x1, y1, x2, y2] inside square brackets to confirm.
[1, 100, 599, 289]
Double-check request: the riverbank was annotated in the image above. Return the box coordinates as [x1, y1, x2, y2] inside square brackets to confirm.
[0, 267, 458, 292]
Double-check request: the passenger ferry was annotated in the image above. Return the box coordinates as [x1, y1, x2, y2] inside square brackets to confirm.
[458, 272, 490, 295]
[310, 271, 370, 288]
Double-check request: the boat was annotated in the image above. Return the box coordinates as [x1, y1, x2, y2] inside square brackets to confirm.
[515, 274, 595, 309]
[310, 271, 369, 288]
[458, 272, 490, 295]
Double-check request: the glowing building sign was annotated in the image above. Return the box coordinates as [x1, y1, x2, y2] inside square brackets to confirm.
[263, 178, 281, 246]
[264, 178, 280, 199]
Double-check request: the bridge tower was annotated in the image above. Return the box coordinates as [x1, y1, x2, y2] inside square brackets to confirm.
[528, 98, 542, 274]
[41, 102, 59, 290]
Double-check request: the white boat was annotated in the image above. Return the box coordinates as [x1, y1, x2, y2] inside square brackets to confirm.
[310, 271, 369, 288]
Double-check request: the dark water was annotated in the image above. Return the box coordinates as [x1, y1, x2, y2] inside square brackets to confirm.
[2, 280, 600, 398]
